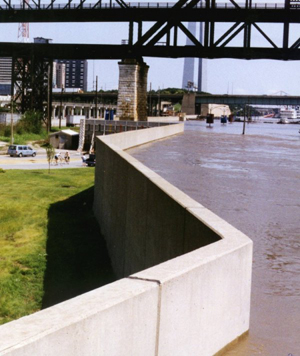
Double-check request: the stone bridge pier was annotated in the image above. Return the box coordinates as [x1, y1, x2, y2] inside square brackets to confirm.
[117, 58, 149, 121]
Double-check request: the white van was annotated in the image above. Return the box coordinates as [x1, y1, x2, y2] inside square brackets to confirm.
[7, 145, 37, 157]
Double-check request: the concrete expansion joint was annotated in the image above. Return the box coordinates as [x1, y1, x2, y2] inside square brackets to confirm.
[127, 276, 161, 286]
[128, 276, 162, 356]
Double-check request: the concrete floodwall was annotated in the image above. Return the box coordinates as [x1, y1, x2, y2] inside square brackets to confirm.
[93, 123, 253, 354]
[0, 124, 252, 356]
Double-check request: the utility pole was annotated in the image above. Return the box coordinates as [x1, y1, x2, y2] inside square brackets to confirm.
[10, 96, 14, 145]
[59, 85, 64, 129]
[95, 75, 98, 119]
[149, 82, 152, 116]
[47, 64, 51, 133]
[242, 104, 246, 135]
[157, 86, 160, 116]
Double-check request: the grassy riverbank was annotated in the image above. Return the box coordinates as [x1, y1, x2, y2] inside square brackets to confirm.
[0, 168, 115, 325]
[0, 126, 79, 147]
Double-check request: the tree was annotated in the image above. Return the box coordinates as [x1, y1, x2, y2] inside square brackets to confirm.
[19, 110, 43, 134]
[42, 143, 55, 174]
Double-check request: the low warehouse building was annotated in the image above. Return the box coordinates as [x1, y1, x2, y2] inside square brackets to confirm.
[49, 129, 79, 150]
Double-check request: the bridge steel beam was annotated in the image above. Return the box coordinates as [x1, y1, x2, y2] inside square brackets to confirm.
[0, 7, 300, 23]
[1, 42, 300, 61]
[11, 53, 53, 127]
[0, 1, 300, 58]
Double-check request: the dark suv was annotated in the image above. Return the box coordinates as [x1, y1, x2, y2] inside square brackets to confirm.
[86, 154, 96, 167]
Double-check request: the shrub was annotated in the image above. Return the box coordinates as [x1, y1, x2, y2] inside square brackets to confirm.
[19, 111, 43, 134]
[3, 125, 11, 138]
[15, 123, 24, 135]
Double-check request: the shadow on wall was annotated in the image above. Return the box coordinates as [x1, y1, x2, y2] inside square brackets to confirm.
[42, 187, 116, 309]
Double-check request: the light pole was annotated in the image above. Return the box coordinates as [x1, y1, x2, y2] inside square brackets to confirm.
[10, 95, 14, 145]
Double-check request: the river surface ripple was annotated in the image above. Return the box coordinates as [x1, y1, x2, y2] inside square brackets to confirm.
[129, 121, 300, 356]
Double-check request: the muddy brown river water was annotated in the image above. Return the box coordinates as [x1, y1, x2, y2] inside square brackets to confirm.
[129, 121, 300, 356]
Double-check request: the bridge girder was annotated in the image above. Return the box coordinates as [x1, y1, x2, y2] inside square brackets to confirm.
[0, 8, 300, 23]
[2, 43, 300, 60]
[1, 0, 300, 54]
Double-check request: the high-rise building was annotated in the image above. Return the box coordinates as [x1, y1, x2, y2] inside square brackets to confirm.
[55, 60, 88, 92]
[55, 63, 66, 89]
[0, 57, 12, 95]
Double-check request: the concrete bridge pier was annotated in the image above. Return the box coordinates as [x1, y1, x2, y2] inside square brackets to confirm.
[117, 58, 149, 121]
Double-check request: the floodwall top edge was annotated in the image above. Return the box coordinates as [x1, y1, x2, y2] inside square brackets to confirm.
[0, 278, 158, 353]
[98, 122, 184, 150]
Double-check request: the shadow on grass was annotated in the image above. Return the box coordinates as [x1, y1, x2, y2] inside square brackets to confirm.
[42, 187, 116, 309]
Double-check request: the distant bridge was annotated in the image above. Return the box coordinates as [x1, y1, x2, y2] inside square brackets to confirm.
[195, 94, 300, 105]
[51, 92, 300, 106]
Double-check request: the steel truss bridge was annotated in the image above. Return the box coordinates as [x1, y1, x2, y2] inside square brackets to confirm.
[1, 0, 300, 59]
[1, 0, 300, 125]
[53, 92, 300, 106]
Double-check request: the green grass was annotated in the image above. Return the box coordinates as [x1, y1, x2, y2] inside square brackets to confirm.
[0, 168, 115, 325]
[0, 127, 79, 146]
[3, 132, 48, 145]
[0, 129, 48, 145]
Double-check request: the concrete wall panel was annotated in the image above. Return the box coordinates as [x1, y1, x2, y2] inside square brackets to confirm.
[123, 163, 149, 275]
[144, 178, 186, 268]
[132, 240, 252, 356]
[0, 279, 159, 356]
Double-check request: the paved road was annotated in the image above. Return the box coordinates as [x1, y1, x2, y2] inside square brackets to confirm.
[0, 150, 86, 169]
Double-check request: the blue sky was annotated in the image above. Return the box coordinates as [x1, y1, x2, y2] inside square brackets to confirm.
[0, 0, 299, 94]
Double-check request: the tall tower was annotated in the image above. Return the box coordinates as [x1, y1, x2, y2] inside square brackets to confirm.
[182, 22, 196, 90]
[17, 0, 29, 42]
[182, 16, 207, 92]
[197, 22, 204, 92]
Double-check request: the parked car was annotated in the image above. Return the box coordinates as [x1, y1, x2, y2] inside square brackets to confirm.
[7, 145, 37, 157]
[85, 154, 96, 167]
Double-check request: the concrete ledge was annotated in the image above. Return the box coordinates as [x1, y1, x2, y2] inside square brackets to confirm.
[0, 279, 159, 356]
